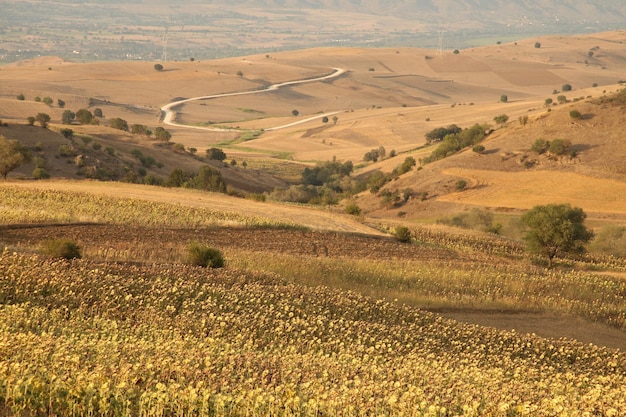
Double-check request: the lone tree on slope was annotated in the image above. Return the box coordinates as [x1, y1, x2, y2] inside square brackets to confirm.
[521, 203, 594, 267]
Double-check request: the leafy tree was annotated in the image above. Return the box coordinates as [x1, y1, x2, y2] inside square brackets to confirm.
[206, 147, 227, 161]
[93, 108, 103, 118]
[0, 136, 30, 179]
[557, 95, 568, 104]
[322, 116, 329, 123]
[425, 124, 462, 144]
[363, 149, 380, 162]
[544, 98, 553, 106]
[154, 126, 171, 141]
[493, 114, 509, 126]
[521, 203, 593, 267]
[42, 97, 53, 106]
[109, 118, 129, 131]
[62, 110, 75, 125]
[500, 95, 508, 103]
[60, 128, 73, 139]
[57, 99, 65, 108]
[131, 124, 149, 135]
[301, 160, 353, 186]
[164, 168, 189, 187]
[154, 64, 164, 71]
[35, 113, 51, 128]
[75, 109, 94, 125]
[17, 93, 25, 101]
[27, 116, 35, 126]
[534, 42, 541, 48]
[35, 96, 41, 102]
[292, 109, 299, 116]
[192, 166, 226, 193]
[562, 84, 572, 91]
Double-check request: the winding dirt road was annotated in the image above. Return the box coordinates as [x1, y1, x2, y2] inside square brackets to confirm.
[160, 68, 346, 132]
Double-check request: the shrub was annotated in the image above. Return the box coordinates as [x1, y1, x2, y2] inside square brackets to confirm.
[562, 84, 572, 91]
[345, 202, 362, 216]
[32, 167, 50, 179]
[500, 95, 508, 103]
[548, 139, 571, 155]
[455, 180, 467, 191]
[42, 238, 82, 259]
[531, 138, 549, 154]
[186, 243, 224, 268]
[395, 226, 412, 243]
[569, 109, 582, 119]
[472, 144, 485, 154]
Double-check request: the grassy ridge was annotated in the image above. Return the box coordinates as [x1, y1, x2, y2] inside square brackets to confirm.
[1, 252, 625, 416]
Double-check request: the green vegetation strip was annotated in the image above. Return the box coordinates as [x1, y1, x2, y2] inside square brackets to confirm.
[1, 251, 625, 416]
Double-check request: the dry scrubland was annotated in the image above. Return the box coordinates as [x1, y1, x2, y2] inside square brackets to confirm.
[2, 31, 626, 415]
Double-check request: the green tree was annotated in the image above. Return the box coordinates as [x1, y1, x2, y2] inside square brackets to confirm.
[0, 136, 30, 179]
[27, 116, 36, 126]
[62, 110, 75, 125]
[35, 113, 51, 128]
[154, 126, 171, 141]
[521, 203, 593, 267]
[131, 124, 149, 135]
[42, 97, 53, 106]
[292, 109, 299, 116]
[75, 109, 94, 125]
[93, 108, 103, 118]
[109, 118, 129, 131]
[534, 42, 541, 48]
[206, 147, 227, 161]
[57, 99, 65, 108]
[192, 166, 226, 193]
[17, 93, 25, 101]
[500, 95, 508, 103]
[562, 84, 572, 91]
[154, 63, 164, 71]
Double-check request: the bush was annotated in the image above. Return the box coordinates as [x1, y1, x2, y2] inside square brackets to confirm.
[531, 138, 549, 154]
[569, 109, 582, 119]
[395, 226, 412, 243]
[187, 243, 224, 268]
[455, 180, 467, 191]
[32, 167, 50, 179]
[345, 202, 362, 216]
[42, 238, 82, 259]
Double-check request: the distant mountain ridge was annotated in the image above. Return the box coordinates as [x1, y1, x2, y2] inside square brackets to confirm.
[162, 0, 626, 25]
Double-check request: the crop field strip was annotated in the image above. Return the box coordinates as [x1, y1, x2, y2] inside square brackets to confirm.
[1, 250, 626, 416]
